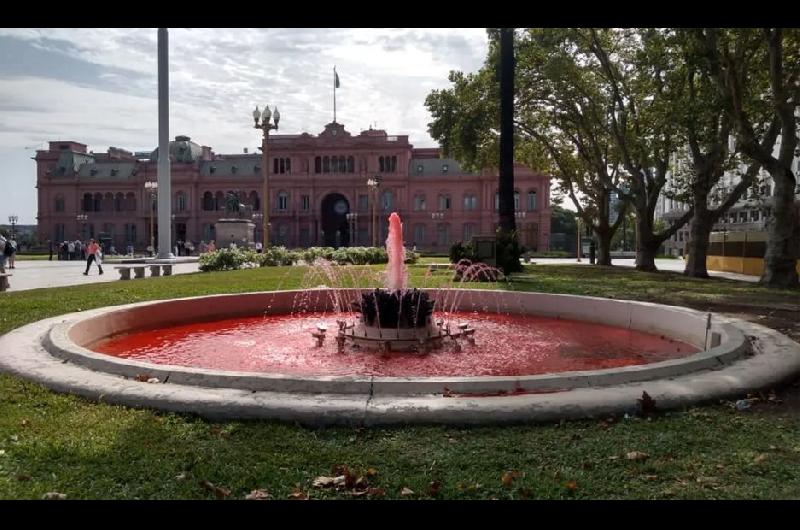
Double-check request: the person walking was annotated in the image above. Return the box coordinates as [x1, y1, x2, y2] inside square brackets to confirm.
[6, 236, 17, 268]
[83, 238, 103, 275]
[68, 240, 75, 260]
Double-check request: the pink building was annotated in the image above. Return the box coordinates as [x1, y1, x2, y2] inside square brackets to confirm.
[35, 122, 551, 252]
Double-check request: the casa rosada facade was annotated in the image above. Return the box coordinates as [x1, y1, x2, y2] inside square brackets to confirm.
[35, 122, 551, 252]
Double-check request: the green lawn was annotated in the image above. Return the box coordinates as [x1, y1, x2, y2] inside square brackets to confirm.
[0, 264, 799, 499]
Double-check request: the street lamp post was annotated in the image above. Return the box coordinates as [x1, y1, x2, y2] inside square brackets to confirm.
[144, 180, 158, 256]
[75, 213, 88, 240]
[253, 105, 280, 248]
[8, 215, 18, 238]
[576, 216, 582, 262]
[367, 177, 381, 247]
[252, 213, 263, 247]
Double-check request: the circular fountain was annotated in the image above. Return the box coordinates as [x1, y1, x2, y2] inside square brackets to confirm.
[1, 212, 799, 425]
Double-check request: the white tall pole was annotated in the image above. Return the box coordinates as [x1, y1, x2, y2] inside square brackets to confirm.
[156, 27, 174, 259]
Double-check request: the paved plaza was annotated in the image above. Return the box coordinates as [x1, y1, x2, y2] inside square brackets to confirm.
[3, 259, 201, 292]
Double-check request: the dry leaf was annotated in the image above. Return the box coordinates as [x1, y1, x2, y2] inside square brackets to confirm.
[501, 470, 523, 487]
[443, 387, 454, 398]
[366, 468, 378, 477]
[21, 419, 29, 427]
[426, 481, 442, 496]
[312, 476, 338, 488]
[753, 453, 767, 464]
[626, 451, 650, 461]
[16, 474, 31, 481]
[400, 487, 415, 496]
[134, 374, 150, 382]
[175, 472, 187, 481]
[288, 487, 308, 500]
[245, 489, 270, 500]
[199, 479, 230, 499]
[564, 480, 578, 492]
[42, 492, 66, 500]
[367, 487, 385, 497]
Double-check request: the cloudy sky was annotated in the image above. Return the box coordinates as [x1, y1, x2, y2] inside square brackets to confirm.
[0, 28, 490, 225]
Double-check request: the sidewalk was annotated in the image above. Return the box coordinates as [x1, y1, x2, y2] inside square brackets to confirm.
[2, 259, 201, 292]
[531, 257, 760, 283]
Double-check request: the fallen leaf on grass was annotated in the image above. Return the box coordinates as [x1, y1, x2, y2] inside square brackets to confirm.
[564, 480, 578, 492]
[244, 489, 270, 500]
[400, 487, 415, 496]
[42, 492, 66, 500]
[313, 476, 344, 488]
[753, 454, 767, 464]
[695, 476, 719, 485]
[426, 481, 442, 496]
[175, 473, 187, 481]
[501, 470, 523, 487]
[365, 487, 385, 497]
[21, 419, 30, 427]
[288, 487, 308, 500]
[366, 468, 378, 477]
[199, 479, 231, 499]
[16, 474, 31, 481]
[626, 451, 650, 461]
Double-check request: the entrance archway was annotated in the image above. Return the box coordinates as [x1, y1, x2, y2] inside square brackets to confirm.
[320, 193, 350, 248]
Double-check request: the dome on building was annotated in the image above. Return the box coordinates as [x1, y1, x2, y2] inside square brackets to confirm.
[151, 135, 203, 163]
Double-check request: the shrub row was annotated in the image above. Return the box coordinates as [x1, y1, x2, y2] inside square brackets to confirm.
[199, 246, 419, 272]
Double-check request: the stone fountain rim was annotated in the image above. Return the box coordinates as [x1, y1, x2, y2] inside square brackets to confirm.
[1, 289, 799, 425]
[40, 289, 748, 394]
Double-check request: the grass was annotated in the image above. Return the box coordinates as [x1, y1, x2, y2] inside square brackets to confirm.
[0, 264, 799, 499]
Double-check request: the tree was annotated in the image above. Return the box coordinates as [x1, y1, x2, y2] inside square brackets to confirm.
[498, 27, 516, 235]
[696, 28, 799, 288]
[670, 30, 772, 278]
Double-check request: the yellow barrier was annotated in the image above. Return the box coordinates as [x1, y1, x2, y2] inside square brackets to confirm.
[706, 256, 800, 276]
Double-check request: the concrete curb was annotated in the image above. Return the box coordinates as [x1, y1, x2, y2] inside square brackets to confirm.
[1, 290, 799, 425]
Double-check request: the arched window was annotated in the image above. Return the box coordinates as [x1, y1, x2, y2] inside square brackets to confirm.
[103, 192, 113, 211]
[527, 191, 537, 211]
[215, 191, 225, 210]
[93, 193, 103, 212]
[203, 191, 214, 211]
[438, 194, 451, 210]
[83, 193, 93, 212]
[315, 157, 322, 174]
[125, 192, 136, 211]
[347, 156, 355, 173]
[379, 156, 385, 172]
[331, 156, 338, 173]
[338, 156, 346, 173]
[277, 191, 289, 211]
[176, 191, 187, 212]
[54, 195, 65, 212]
[114, 193, 124, 212]
[323, 156, 330, 173]
[391, 156, 397, 172]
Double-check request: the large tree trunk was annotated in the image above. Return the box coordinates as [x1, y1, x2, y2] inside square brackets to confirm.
[634, 215, 658, 272]
[761, 168, 799, 288]
[497, 27, 516, 234]
[684, 211, 712, 278]
[596, 230, 613, 266]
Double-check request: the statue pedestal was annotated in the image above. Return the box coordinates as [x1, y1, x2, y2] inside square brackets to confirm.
[215, 219, 255, 249]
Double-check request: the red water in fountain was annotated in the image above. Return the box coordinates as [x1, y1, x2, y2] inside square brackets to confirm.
[92, 311, 699, 377]
[385, 212, 406, 291]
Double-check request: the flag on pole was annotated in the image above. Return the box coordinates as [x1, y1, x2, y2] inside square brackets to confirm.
[334, 68, 340, 88]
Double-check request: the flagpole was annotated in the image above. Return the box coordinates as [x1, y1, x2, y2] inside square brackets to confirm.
[333, 66, 337, 123]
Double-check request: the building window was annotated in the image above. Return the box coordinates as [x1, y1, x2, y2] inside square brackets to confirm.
[463, 194, 477, 211]
[176, 191, 187, 212]
[202, 192, 214, 211]
[739, 211, 747, 223]
[358, 194, 369, 212]
[125, 223, 137, 245]
[417, 164, 423, 174]
[381, 190, 393, 211]
[463, 223, 476, 243]
[314, 157, 322, 174]
[301, 195, 310, 211]
[442, 164, 449, 173]
[514, 191, 520, 211]
[413, 224, 426, 246]
[414, 195, 427, 211]
[323, 156, 330, 173]
[82, 193, 93, 212]
[751, 210, 760, 222]
[126, 192, 136, 211]
[338, 156, 346, 173]
[527, 191, 537, 211]
[278, 191, 289, 211]
[436, 223, 450, 246]
[379, 156, 385, 172]
[55, 195, 65, 212]
[347, 156, 355, 173]
[114, 193, 124, 212]
[272, 158, 290, 174]
[495, 192, 499, 211]
[438, 194, 451, 210]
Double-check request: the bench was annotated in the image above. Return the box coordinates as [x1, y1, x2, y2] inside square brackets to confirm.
[427, 263, 453, 272]
[115, 264, 173, 280]
[0, 271, 11, 292]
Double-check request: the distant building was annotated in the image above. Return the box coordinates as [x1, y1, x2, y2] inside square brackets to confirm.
[35, 122, 552, 252]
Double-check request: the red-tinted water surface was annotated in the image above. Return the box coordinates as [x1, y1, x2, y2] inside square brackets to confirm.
[91, 312, 699, 377]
